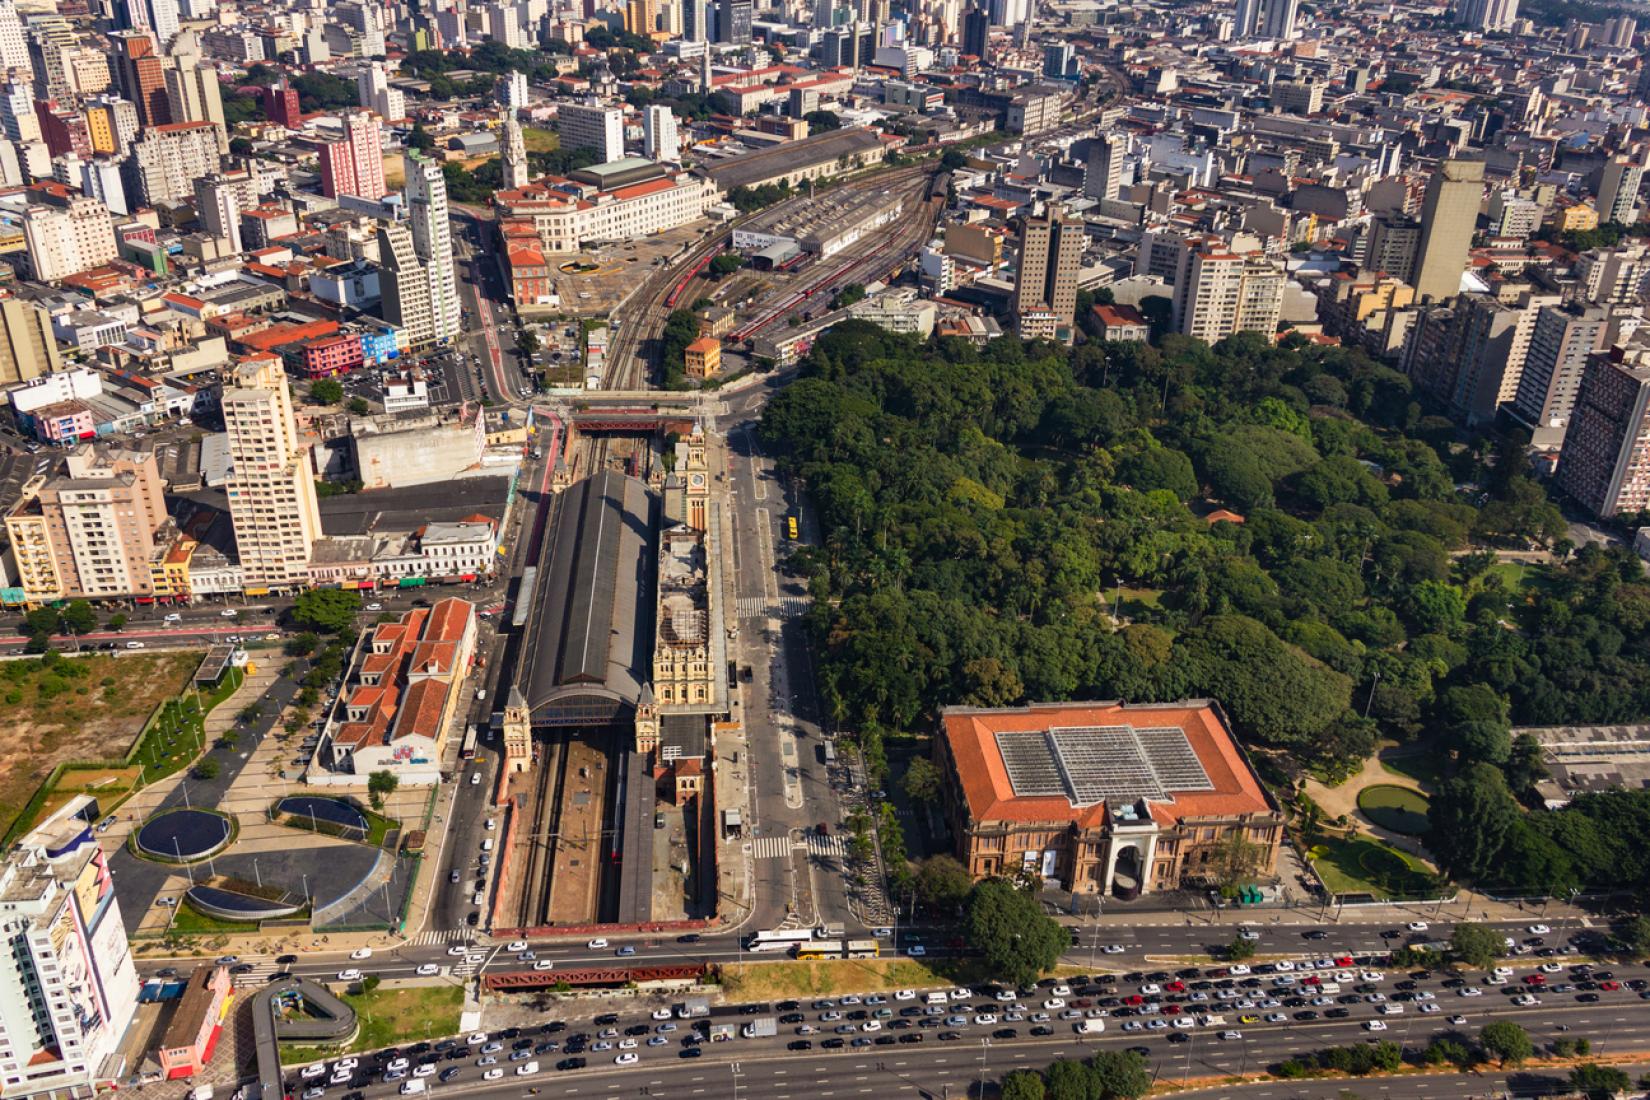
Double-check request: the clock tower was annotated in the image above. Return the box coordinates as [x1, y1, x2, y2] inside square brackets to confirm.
[684, 420, 708, 532]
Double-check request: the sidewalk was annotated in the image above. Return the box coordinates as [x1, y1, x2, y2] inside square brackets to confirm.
[1045, 888, 1600, 930]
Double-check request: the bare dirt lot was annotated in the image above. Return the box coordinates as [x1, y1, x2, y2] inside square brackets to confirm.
[0, 651, 198, 837]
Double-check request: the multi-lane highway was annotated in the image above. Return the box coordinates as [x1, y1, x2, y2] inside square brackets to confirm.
[253, 931, 1650, 1100]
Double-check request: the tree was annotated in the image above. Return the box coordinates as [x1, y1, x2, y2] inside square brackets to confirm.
[1450, 923, 1503, 969]
[1428, 763, 1518, 880]
[1000, 1071, 1046, 1100]
[1226, 935, 1256, 961]
[913, 855, 972, 911]
[193, 757, 220, 780]
[1617, 914, 1650, 958]
[23, 607, 59, 638]
[107, 612, 127, 631]
[1480, 1020, 1533, 1066]
[348, 397, 371, 415]
[1087, 1049, 1151, 1099]
[708, 253, 744, 277]
[291, 588, 362, 633]
[1569, 1064, 1631, 1099]
[1043, 1060, 1092, 1100]
[285, 632, 320, 657]
[901, 757, 942, 804]
[803, 108, 842, 131]
[309, 378, 344, 405]
[367, 770, 399, 810]
[360, 973, 382, 994]
[965, 878, 1067, 987]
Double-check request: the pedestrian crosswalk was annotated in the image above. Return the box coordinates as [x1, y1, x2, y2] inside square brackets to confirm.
[751, 835, 793, 859]
[735, 596, 811, 619]
[407, 929, 463, 948]
[806, 835, 848, 860]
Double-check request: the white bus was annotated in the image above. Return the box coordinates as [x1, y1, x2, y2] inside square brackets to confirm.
[744, 929, 816, 953]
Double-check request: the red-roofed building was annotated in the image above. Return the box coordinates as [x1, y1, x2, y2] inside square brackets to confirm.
[936, 701, 1282, 898]
[325, 597, 477, 784]
[156, 964, 232, 1079]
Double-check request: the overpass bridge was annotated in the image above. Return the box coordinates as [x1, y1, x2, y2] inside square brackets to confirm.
[554, 391, 721, 433]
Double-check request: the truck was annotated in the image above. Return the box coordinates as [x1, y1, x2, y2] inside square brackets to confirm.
[1073, 1019, 1106, 1034]
[676, 998, 710, 1020]
[740, 1017, 777, 1040]
[706, 1022, 738, 1042]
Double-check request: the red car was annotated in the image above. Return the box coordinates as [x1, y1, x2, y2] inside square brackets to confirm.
[1334, 957, 1354, 967]
[1302, 975, 1321, 986]
[1161, 1003, 1181, 1015]
[1600, 981, 1621, 991]
[1165, 981, 1186, 993]
[1523, 975, 1546, 985]
[1124, 995, 1145, 1006]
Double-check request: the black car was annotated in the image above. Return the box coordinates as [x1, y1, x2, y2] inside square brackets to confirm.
[438, 1068, 462, 1083]
[678, 933, 703, 944]
[875, 1035, 897, 1046]
[777, 1001, 801, 1011]
[625, 1025, 649, 1037]
[542, 1022, 566, 1033]
[789, 1040, 813, 1051]
[594, 1015, 619, 1026]
[739, 1004, 767, 1015]
[780, 1013, 804, 1024]
[231, 963, 255, 974]
[1303, 930, 1329, 940]
[939, 1031, 963, 1041]
[1029, 1026, 1053, 1037]
[900, 1033, 925, 1044]
[1294, 1010, 1320, 1021]
[1577, 992, 1601, 1002]
[557, 1058, 587, 1071]
[993, 1028, 1018, 1040]
[1167, 1032, 1189, 1043]
[500, 1029, 520, 1040]
[821, 1039, 845, 1050]
[1127, 1046, 1151, 1058]
[155, 968, 178, 978]
[1326, 1008, 1351, 1018]
[276, 955, 298, 965]
[466, 912, 479, 925]
[533, 1042, 558, 1055]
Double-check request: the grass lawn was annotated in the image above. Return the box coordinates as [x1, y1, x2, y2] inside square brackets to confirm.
[280, 987, 465, 1062]
[1379, 750, 1445, 790]
[1310, 836, 1443, 900]
[0, 651, 203, 842]
[719, 957, 993, 1001]
[1357, 784, 1431, 835]
[1483, 561, 1555, 596]
[522, 127, 558, 153]
[168, 903, 261, 937]
[1107, 586, 1165, 621]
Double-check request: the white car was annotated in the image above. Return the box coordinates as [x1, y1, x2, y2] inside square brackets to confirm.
[483, 1069, 503, 1081]
[416, 964, 439, 976]
[533, 960, 554, 971]
[1513, 994, 1540, 1007]
[467, 1033, 488, 1045]
[386, 1058, 410, 1073]
[301, 1065, 327, 1080]
[1419, 1003, 1442, 1014]
[618, 1039, 638, 1050]
[366, 603, 383, 612]
[1238, 930, 1261, 941]
[1102, 944, 1126, 954]
[1044, 999, 1067, 1010]
[220, 608, 239, 618]
[1219, 1031, 1243, 1041]
[514, 1062, 539, 1077]
[1360, 971, 1385, 983]
[1449, 1015, 1468, 1026]
[652, 1009, 673, 1020]
[1406, 921, 1429, 932]
[906, 945, 926, 957]
[1541, 963, 1563, 973]
[588, 938, 609, 949]
[1528, 924, 1551, 935]
[1139, 984, 1161, 995]
[412, 1064, 436, 1078]
[470, 773, 482, 786]
[894, 989, 916, 1000]
[1365, 1020, 1388, 1032]
[862, 1020, 883, 1032]
[350, 948, 373, 960]
[336, 1058, 359, 1072]
[1457, 988, 1484, 997]
[486, 819, 496, 830]
[1228, 965, 1251, 976]
[1273, 960, 1295, 972]
[337, 968, 361, 981]
[450, 946, 471, 957]
[950, 989, 973, 1001]
[614, 1053, 639, 1066]
[507, 941, 528, 952]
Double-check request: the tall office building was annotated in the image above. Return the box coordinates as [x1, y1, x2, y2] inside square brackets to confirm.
[962, 2, 988, 59]
[556, 100, 624, 163]
[624, 0, 658, 34]
[404, 152, 460, 345]
[29, 446, 169, 600]
[111, 31, 170, 128]
[0, 811, 140, 1100]
[1602, 13, 1637, 45]
[0, 0, 28, 73]
[716, 0, 751, 42]
[28, 17, 79, 99]
[1412, 157, 1484, 301]
[318, 110, 385, 200]
[496, 69, 528, 110]
[379, 221, 434, 346]
[22, 195, 116, 281]
[1597, 154, 1643, 226]
[119, 0, 179, 44]
[0, 79, 38, 144]
[643, 103, 679, 162]
[1233, 0, 1298, 38]
[683, 0, 708, 40]
[163, 30, 227, 153]
[1366, 214, 1422, 280]
[1455, 0, 1518, 31]
[1083, 132, 1122, 201]
[0, 295, 60, 384]
[83, 96, 139, 156]
[1012, 206, 1083, 342]
[500, 108, 529, 189]
[1556, 342, 1650, 517]
[194, 172, 242, 252]
[223, 354, 322, 592]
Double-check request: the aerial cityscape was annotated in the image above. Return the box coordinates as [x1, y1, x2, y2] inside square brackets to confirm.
[1, 0, 1650, 1097]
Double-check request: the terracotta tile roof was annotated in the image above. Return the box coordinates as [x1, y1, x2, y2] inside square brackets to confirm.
[942, 701, 1273, 828]
[393, 678, 449, 741]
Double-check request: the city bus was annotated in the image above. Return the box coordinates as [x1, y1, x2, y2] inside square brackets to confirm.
[796, 940, 844, 960]
[460, 725, 479, 761]
[845, 939, 880, 959]
[745, 929, 816, 953]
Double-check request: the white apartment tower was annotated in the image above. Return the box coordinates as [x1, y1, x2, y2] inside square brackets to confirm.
[129, 122, 219, 205]
[195, 173, 242, 253]
[556, 100, 625, 163]
[0, 79, 40, 144]
[163, 30, 228, 153]
[644, 104, 680, 162]
[1083, 132, 1122, 201]
[1598, 154, 1643, 227]
[357, 60, 405, 121]
[379, 221, 434, 345]
[223, 354, 322, 592]
[1172, 241, 1287, 343]
[22, 196, 116, 282]
[404, 152, 461, 344]
[0, 0, 29, 73]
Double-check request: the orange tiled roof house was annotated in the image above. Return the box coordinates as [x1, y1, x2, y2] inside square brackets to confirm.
[935, 700, 1284, 899]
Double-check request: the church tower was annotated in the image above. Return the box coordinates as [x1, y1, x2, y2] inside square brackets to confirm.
[502, 685, 532, 773]
[685, 420, 708, 532]
[501, 108, 530, 191]
[635, 682, 659, 755]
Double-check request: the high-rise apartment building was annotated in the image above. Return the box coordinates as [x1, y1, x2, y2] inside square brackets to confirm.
[405, 152, 460, 344]
[194, 172, 242, 252]
[22, 195, 116, 281]
[1597, 154, 1643, 226]
[1556, 339, 1650, 517]
[111, 31, 170, 129]
[1511, 302, 1612, 443]
[1173, 243, 1287, 343]
[495, 69, 528, 111]
[1366, 214, 1422, 281]
[1083, 132, 1122, 201]
[717, 0, 752, 41]
[1233, 0, 1298, 38]
[1411, 157, 1484, 301]
[379, 221, 434, 346]
[962, 2, 989, 58]
[624, 0, 658, 35]
[556, 100, 624, 163]
[319, 110, 385, 200]
[223, 354, 322, 592]
[1576, 245, 1650, 305]
[0, 80, 40, 144]
[358, 61, 406, 121]
[1455, 0, 1519, 31]
[17, 446, 170, 600]
[163, 31, 227, 153]
[83, 95, 139, 156]
[129, 121, 219, 205]
[0, 296, 60, 385]
[1012, 207, 1083, 342]
[0, 809, 139, 1100]
[1602, 13, 1637, 45]
[643, 104, 679, 162]
[0, 0, 29, 74]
